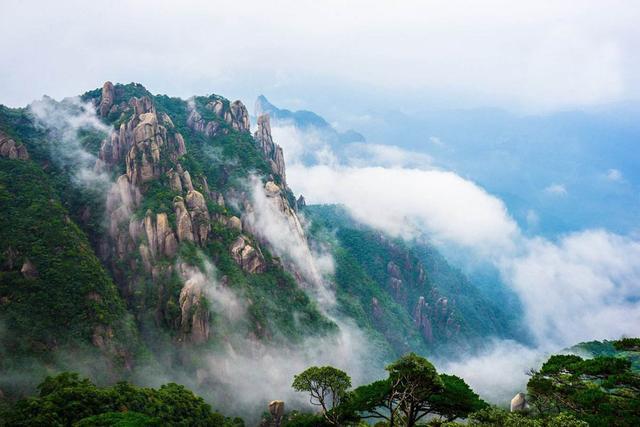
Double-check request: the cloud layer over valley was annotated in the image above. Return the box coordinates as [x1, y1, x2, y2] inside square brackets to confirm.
[271, 117, 640, 402]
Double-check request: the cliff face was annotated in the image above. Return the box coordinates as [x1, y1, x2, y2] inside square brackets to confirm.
[0, 81, 521, 397]
[90, 82, 327, 348]
[303, 204, 525, 356]
[0, 81, 334, 387]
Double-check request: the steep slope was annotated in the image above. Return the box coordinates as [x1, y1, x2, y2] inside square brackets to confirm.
[0, 157, 138, 395]
[0, 83, 335, 401]
[304, 204, 526, 357]
[0, 82, 523, 417]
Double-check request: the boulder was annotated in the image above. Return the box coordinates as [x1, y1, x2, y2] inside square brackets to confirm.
[230, 235, 266, 274]
[227, 216, 242, 231]
[510, 392, 527, 412]
[268, 400, 285, 426]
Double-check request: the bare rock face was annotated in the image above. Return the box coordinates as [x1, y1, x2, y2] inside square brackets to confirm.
[228, 100, 250, 132]
[99, 96, 186, 179]
[187, 108, 221, 138]
[174, 196, 195, 243]
[254, 115, 287, 186]
[99, 81, 115, 117]
[227, 216, 242, 231]
[510, 392, 527, 412]
[20, 258, 38, 279]
[0, 132, 29, 160]
[413, 296, 433, 343]
[142, 211, 178, 263]
[179, 275, 210, 344]
[269, 400, 285, 427]
[230, 235, 266, 274]
[185, 190, 210, 245]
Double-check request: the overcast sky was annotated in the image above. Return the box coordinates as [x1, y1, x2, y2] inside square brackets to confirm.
[1, 0, 639, 114]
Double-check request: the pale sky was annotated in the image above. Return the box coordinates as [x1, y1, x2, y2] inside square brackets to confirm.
[1, 0, 639, 113]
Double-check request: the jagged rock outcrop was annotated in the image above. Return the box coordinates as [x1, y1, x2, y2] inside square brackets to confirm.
[0, 132, 29, 160]
[99, 81, 115, 117]
[230, 235, 266, 274]
[269, 400, 285, 427]
[387, 261, 406, 301]
[178, 270, 210, 344]
[139, 211, 178, 271]
[413, 296, 433, 343]
[227, 100, 250, 132]
[187, 98, 250, 137]
[187, 108, 221, 137]
[296, 195, 306, 209]
[99, 95, 186, 176]
[254, 115, 287, 186]
[185, 190, 210, 245]
[174, 196, 195, 243]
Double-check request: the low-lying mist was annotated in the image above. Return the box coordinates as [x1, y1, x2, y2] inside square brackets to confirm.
[270, 117, 640, 406]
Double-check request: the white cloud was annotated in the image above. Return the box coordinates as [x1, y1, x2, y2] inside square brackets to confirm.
[28, 96, 112, 190]
[289, 163, 519, 255]
[429, 136, 444, 146]
[500, 230, 640, 347]
[543, 183, 567, 196]
[606, 168, 623, 182]
[438, 340, 545, 404]
[1, 1, 639, 111]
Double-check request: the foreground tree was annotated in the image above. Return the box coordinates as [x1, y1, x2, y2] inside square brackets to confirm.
[430, 374, 488, 421]
[527, 353, 640, 426]
[347, 353, 484, 426]
[292, 366, 352, 426]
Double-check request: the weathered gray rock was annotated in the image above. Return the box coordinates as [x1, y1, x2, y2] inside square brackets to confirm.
[179, 276, 210, 344]
[185, 190, 210, 245]
[510, 392, 527, 412]
[99, 96, 186, 180]
[269, 400, 285, 427]
[413, 296, 433, 343]
[174, 196, 195, 242]
[227, 216, 242, 231]
[254, 115, 286, 186]
[0, 132, 29, 160]
[228, 100, 250, 132]
[99, 81, 115, 117]
[230, 235, 266, 274]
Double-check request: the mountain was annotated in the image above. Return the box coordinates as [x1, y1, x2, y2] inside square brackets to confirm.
[0, 82, 520, 417]
[255, 95, 365, 144]
[303, 204, 527, 357]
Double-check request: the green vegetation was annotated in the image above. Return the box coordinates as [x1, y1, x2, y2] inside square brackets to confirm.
[292, 366, 352, 425]
[0, 159, 137, 378]
[304, 204, 524, 358]
[0, 372, 242, 427]
[527, 351, 640, 426]
[291, 353, 486, 426]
